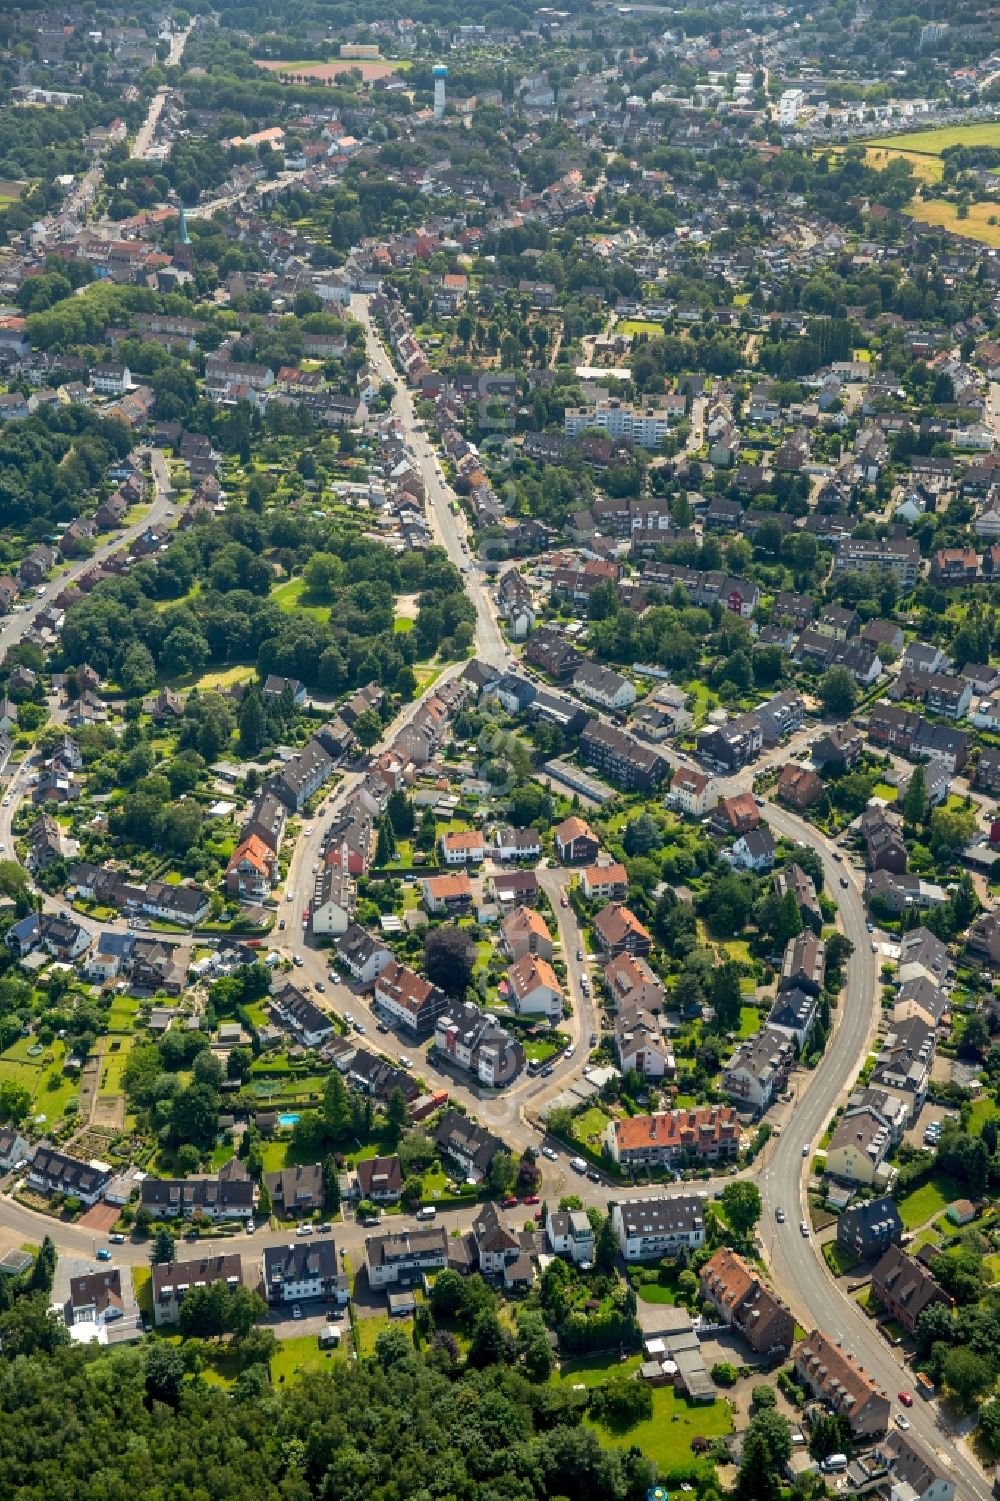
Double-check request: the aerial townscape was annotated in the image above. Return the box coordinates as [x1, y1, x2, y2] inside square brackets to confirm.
[2, 0, 1000, 1498]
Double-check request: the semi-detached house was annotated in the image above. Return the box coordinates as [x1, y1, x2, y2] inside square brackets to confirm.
[699, 1248, 794, 1356]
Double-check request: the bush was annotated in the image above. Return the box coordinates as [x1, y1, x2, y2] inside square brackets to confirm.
[711, 1361, 738, 1388]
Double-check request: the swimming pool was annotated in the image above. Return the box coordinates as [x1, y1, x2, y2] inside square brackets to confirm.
[278, 1112, 300, 1127]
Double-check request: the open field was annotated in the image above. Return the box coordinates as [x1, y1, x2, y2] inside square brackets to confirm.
[904, 199, 1000, 248]
[255, 58, 410, 84]
[858, 146, 944, 184]
[869, 123, 1000, 155]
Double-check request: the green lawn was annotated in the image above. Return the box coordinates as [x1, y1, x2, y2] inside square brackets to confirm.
[132, 1266, 152, 1320]
[354, 1312, 412, 1358]
[555, 1354, 642, 1387]
[271, 576, 330, 620]
[636, 1283, 679, 1304]
[897, 1173, 961, 1230]
[738, 1005, 762, 1038]
[587, 1383, 732, 1473]
[393, 616, 415, 634]
[970, 1097, 1000, 1136]
[872, 782, 898, 802]
[572, 1106, 613, 1148]
[869, 123, 1000, 155]
[270, 1332, 345, 1383]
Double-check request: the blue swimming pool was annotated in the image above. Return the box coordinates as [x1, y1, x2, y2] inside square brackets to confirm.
[278, 1112, 300, 1127]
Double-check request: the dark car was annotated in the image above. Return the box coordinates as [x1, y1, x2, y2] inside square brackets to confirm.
[540, 1065, 554, 1077]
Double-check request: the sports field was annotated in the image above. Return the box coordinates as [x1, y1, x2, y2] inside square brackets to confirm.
[256, 58, 409, 83]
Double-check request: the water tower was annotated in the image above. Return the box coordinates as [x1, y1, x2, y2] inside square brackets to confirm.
[433, 64, 447, 120]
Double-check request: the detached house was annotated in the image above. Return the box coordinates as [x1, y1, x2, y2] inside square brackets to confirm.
[507, 954, 562, 1021]
[434, 1110, 505, 1182]
[593, 904, 652, 958]
[553, 816, 599, 864]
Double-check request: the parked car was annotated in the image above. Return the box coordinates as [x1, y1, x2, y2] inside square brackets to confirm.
[96, 1248, 112, 1261]
[502, 1196, 519, 1208]
[292, 1304, 303, 1320]
[296, 1224, 314, 1238]
[108, 1233, 126, 1244]
[522, 1195, 539, 1206]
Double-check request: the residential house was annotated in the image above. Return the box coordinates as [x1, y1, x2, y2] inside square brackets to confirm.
[152, 1253, 245, 1327]
[507, 954, 562, 1021]
[366, 1226, 448, 1288]
[433, 1002, 525, 1087]
[492, 826, 542, 862]
[615, 1003, 674, 1078]
[754, 688, 805, 746]
[667, 765, 717, 818]
[593, 904, 652, 959]
[264, 1240, 348, 1306]
[836, 1195, 903, 1262]
[334, 924, 393, 988]
[69, 1269, 124, 1328]
[421, 871, 474, 915]
[434, 1111, 505, 1182]
[826, 1107, 894, 1188]
[553, 816, 599, 864]
[610, 1196, 707, 1261]
[268, 740, 334, 811]
[374, 960, 449, 1034]
[774, 864, 822, 934]
[269, 983, 333, 1049]
[604, 952, 666, 1015]
[355, 1154, 402, 1205]
[723, 827, 776, 873]
[894, 976, 949, 1031]
[870, 1244, 950, 1334]
[580, 862, 629, 902]
[793, 1330, 890, 1438]
[697, 707, 765, 774]
[775, 764, 823, 810]
[579, 720, 668, 791]
[780, 931, 826, 996]
[140, 1163, 254, 1221]
[767, 987, 818, 1048]
[311, 861, 354, 937]
[546, 1205, 595, 1266]
[469, 1202, 534, 1290]
[573, 661, 637, 712]
[264, 1163, 324, 1218]
[870, 1016, 934, 1119]
[500, 906, 553, 962]
[28, 1147, 110, 1206]
[440, 830, 485, 865]
[723, 1027, 795, 1114]
[719, 791, 760, 835]
[812, 725, 864, 771]
[699, 1248, 794, 1357]
[0, 1127, 30, 1171]
[605, 1107, 740, 1169]
[865, 869, 948, 913]
[226, 834, 279, 900]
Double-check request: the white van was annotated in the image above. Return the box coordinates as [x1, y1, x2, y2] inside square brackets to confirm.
[415, 1205, 437, 1221]
[821, 1454, 848, 1473]
[569, 1157, 588, 1174]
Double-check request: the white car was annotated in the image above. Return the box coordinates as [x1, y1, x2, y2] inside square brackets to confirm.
[292, 1304, 303, 1320]
[895, 1413, 910, 1430]
[542, 1146, 558, 1161]
[296, 1224, 314, 1238]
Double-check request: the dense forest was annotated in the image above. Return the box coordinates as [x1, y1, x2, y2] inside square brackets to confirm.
[0, 1330, 653, 1501]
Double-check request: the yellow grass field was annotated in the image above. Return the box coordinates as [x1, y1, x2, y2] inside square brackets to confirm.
[903, 199, 1000, 248]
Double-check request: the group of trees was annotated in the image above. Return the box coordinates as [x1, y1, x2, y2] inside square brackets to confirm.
[60, 516, 467, 699]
